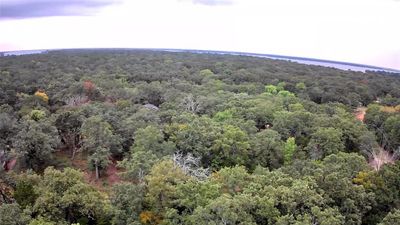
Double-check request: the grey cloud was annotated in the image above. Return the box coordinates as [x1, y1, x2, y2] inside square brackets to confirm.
[0, 0, 122, 19]
[191, 0, 234, 6]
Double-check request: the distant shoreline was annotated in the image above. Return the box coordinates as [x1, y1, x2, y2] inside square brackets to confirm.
[1, 48, 399, 74]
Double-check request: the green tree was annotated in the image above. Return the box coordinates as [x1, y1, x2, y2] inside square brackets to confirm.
[210, 125, 250, 169]
[29, 109, 46, 121]
[187, 194, 257, 225]
[306, 127, 344, 160]
[288, 103, 305, 112]
[354, 161, 400, 224]
[265, 85, 278, 95]
[88, 147, 111, 180]
[211, 166, 251, 195]
[32, 167, 111, 224]
[55, 111, 83, 159]
[273, 110, 314, 141]
[135, 81, 165, 106]
[295, 82, 306, 91]
[277, 81, 286, 91]
[199, 69, 214, 77]
[278, 90, 295, 97]
[384, 115, 400, 150]
[318, 153, 373, 225]
[131, 125, 176, 157]
[378, 209, 400, 225]
[174, 180, 221, 214]
[29, 217, 56, 225]
[310, 207, 345, 225]
[82, 116, 120, 179]
[283, 137, 297, 165]
[13, 120, 59, 171]
[364, 104, 389, 146]
[213, 109, 234, 122]
[14, 172, 40, 208]
[276, 207, 344, 225]
[145, 159, 190, 213]
[119, 149, 157, 182]
[0, 203, 31, 225]
[358, 131, 380, 156]
[0, 108, 18, 170]
[111, 183, 146, 225]
[325, 107, 371, 152]
[249, 129, 284, 169]
[245, 98, 278, 130]
[169, 115, 220, 166]
[0, 172, 15, 203]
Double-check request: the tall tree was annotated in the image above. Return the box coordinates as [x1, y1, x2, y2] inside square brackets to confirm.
[119, 149, 157, 182]
[384, 115, 400, 151]
[378, 209, 400, 225]
[0, 108, 18, 171]
[249, 129, 284, 169]
[55, 111, 83, 159]
[32, 167, 112, 224]
[111, 183, 146, 225]
[0, 203, 31, 225]
[13, 120, 59, 171]
[131, 125, 176, 157]
[211, 125, 250, 169]
[306, 127, 344, 160]
[283, 137, 297, 165]
[145, 160, 190, 213]
[81, 116, 120, 179]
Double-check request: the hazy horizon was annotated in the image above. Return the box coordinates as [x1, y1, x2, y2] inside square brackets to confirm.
[3, 47, 400, 73]
[1, 0, 399, 70]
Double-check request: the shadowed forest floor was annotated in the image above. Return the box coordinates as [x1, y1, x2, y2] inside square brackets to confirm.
[54, 151, 122, 191]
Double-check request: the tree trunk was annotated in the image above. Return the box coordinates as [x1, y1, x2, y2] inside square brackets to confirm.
[95, 160, 99, 180]
[70, 134, 81, 161]
[71, 150, 76, 160]
[71, 146, 76, 160]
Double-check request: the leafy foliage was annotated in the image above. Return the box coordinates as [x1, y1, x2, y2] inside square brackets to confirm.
[0, 50, 399, 225]
[13, 120, 59, 171]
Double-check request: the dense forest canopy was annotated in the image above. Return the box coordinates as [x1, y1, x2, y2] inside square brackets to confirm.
[0, 49, 400, 225]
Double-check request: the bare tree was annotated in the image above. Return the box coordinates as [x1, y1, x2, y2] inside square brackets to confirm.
[172, 152, 210, 180]
[180, 94, 201, 113]
[65, 95, 89, 107]
[367, 147, 399, 171]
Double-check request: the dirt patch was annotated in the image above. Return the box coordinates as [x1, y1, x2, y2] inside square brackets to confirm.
[354, 107, 367, 122]
[4, 158, 17, 171]
[105, 158, 122, 185]
[84, 158, 123, 191]
[54, 150, 123, 191]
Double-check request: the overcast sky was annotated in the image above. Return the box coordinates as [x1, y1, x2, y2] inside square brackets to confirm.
[0, 0, 399, 69]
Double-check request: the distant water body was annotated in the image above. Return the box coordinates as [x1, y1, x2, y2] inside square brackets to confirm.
[164, 49, 400, 74]
[2, 50, 47, 56]
[1, 48, 399, 74]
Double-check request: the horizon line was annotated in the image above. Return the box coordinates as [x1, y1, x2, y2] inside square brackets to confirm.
[1, 47, 399, 73]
